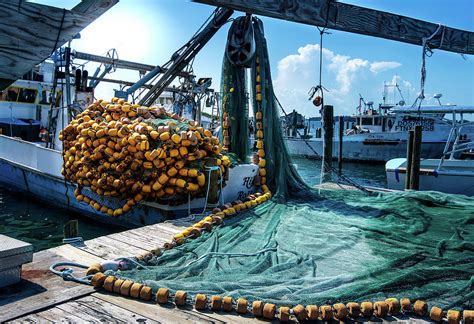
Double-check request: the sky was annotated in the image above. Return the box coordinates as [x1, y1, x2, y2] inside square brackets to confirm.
[32, 0, 474, 117]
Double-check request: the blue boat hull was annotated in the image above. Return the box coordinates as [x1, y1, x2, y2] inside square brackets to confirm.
[0, 157, 190, 227]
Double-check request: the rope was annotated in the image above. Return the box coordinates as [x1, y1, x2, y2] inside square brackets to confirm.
[59, 56, 71, 210]
[49, 261, 92, 285]
[412, 24, 446, 109]
[275, 96, 369, 193]
[51, 9, 66, 55]
[182, 247, 277, 268]
[114, 257, 151, 271]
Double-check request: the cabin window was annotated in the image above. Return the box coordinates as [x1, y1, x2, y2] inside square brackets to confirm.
[39, 90, 51, 105]
[387, 119, 394, 129]
[18, 88, 37, 103]
[0, 87, 20, 101]
[374, 118, 381, 126]
[55, 91, 63, 107]
[361, 118, 372, 126]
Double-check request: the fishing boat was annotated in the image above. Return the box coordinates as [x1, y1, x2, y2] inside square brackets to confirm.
[285, 84, 474, 162]
[0, 64, 258, 227]
[386, 106, 474, 196]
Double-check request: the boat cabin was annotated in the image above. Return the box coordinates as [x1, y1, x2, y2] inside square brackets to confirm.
[0, 62, 60, 141]
[353, 112, 396, 133]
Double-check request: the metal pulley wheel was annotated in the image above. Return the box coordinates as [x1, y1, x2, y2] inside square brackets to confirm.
[226, 15, 255, 67]
[106, 48, 119, 72]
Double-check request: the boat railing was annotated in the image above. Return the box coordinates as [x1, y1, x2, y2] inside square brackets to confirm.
[437, 118, 474, 170]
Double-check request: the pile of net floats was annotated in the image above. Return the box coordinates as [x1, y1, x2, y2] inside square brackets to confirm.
[60, 98, 232, 217]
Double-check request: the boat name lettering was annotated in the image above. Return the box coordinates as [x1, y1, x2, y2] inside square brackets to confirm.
[394, 117, 434, 131]
[237, 189, 256, 200]
[242, 176, 254, 189]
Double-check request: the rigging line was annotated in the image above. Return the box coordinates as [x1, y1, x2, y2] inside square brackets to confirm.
[60, 67, 71, 210]
[413, 24, 446, 109]
[274, 95, 369, 193]
[51, 9, 66, 55]
[316, 0, 332, 91]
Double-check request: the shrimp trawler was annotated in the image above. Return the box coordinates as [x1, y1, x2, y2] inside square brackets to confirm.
[0, 65, 259, 227]
[285, 84, 474, 162]
[0, 4, 259, 227]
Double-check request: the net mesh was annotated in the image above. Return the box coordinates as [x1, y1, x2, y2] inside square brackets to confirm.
[107, 18, 474, 309]
[220, 51, 249, 162]
[111, 190, 473, 308]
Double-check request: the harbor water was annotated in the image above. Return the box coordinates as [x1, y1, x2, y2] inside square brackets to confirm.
[0, 187, 125, 252]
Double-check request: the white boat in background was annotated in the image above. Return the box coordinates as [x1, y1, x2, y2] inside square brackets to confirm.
[386, 108, 474, 196]
[285, 85, 474, 162]
[386, 158, 474, 196]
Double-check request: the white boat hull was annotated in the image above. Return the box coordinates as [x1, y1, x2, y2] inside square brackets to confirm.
[285, 133, 448, 162]
[0, 135, 258, 227]
[386, 158, 474, 196]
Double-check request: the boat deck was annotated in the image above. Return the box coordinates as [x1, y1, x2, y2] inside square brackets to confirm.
[1, 214, 430, 323]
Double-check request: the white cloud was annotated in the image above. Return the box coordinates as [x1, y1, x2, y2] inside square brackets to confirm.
[370, 61, 402, 74]
[273, 43, 403, 116]
[328, 55, 369, 95]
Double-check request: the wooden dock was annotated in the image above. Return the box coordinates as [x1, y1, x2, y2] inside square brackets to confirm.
[0, 216, 266, 323]
[1, 215, 432, 323]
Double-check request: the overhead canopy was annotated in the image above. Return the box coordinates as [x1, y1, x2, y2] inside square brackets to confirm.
[0, 0, 118, 90]
[194, 0, 474, 55]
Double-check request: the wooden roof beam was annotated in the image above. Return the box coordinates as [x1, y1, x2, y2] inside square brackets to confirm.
[193, 0, 474, 55]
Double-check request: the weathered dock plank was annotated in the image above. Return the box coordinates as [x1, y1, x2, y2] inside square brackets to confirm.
[76, 235, 148, 260]
[56, 295, 158, 323]
[0, 220, 191, 323]
[94, 292, 259, 324]
[0, 247, 98, 323]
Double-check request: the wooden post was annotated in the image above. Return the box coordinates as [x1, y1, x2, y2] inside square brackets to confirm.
[338, 116, 343, 175]
[405, 130, 414, 189]
[409, 125, 422, 190]
[63, 220, 79, 239]
[205, 157, 219, 204]
[321, 105, 333, 182]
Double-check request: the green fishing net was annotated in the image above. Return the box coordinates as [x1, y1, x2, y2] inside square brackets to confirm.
[111, 190, 473, 308]
[107, 18, 474, 310]
[220, 50, 249, 162]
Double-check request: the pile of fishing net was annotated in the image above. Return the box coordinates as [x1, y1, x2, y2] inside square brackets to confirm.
[113, 190, 473, 309]
[92, 16, 473, 313]
[60, 99, 233, 217]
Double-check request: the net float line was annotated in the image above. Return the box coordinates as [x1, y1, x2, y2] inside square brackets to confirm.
[89, 274, 473, 324]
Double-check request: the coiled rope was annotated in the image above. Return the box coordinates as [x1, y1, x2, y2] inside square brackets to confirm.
[49, 261, 92, 285]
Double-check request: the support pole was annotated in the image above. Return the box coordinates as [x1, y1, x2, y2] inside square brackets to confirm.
[338, 116, 343, 175]
[63, 220, 79, 239]
[321, 105, 333, 182]
[409, 125, 422, 190]
[405, 130, 414, 190]
[205, 157, 219, 204]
